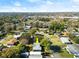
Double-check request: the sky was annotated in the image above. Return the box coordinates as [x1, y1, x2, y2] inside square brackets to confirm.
[0, 0, 79, 12]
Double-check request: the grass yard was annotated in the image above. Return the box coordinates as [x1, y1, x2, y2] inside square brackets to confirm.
[48, 34, 73, 58]
[59, 50, 74, 58]
[0, 34, 13, 44]
[44, 33, 66, 47]
[49, 35, 64, 46]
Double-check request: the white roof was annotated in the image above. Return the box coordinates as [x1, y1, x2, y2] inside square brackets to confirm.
[25, 26, 31, 29]
[30, 51, 41, 55]
[33, 43, 41, 50]
[35, 31, 44, 35]
[29, 55, 42, 58]
[14, 35, 21, 39]
[29, 51, 42, 58]
[60, 37, 70, 43]
[14, 32, 23, 39]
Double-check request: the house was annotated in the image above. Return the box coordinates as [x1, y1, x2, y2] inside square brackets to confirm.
[29, 51, 42, 58]
[61, 32, 69, 36]
[13, 31, 22, 39]
[66, 44, 79, 58]
[0, 37, 5, 41]
[29, 37, 42, 58]
[72, 32, 79, 36]
[24, 25, 31, 30]
[60, 36, 72, 44]
[33, 43, 41, 51]
[20, 52, 30, 58]
[0, 31, 7, 36]
[7, 39, 17, 47]
[35, 31, 44, 36]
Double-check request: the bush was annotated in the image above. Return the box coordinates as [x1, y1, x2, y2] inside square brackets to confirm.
[0, 44, 28, 58]
[50, 45, 61, 52]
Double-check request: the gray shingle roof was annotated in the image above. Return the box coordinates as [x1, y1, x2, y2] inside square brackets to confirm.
[67, 44, 79, 55]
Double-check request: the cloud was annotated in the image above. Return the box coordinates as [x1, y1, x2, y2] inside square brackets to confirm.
[0, 6, 28, 12]
[28, 0, 41, 3]
[70, 0, 79, 11]
[72, 0, 79, 2]
[46, 0, 54, 5]
[0, 0, 79, 12]
[14, 2, 21, 7]
[32, 1, 62, 12]
[72, 0, 79, 5]
[34, 0, 79, 12]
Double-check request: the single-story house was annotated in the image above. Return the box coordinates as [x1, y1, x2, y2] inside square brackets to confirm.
[0, 37, 5, 41]
[13, 31, 23, 39]
[61, 32, 69, 36]
[14, 34, 21, 39]
[66, 44, 79, 57]
[7, 39, 17, 47]
[20, 52, 30, 58]
[29, 41, 42, 58]
[24, 25, 31, 30]
[29, 51, 42, 58]
[0, 31, 7, 36]
[60, 36, 72, 44]
[33, 43, 41, 51]
[72, 32, 79, 36]
[35, 31, 44, 36]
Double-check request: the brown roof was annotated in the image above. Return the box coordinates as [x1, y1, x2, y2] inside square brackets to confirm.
[62, 32, 69, 36]
[7, 39, 17, 45]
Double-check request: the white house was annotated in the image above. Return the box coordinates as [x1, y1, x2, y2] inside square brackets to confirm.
[29, 42, 42, 58]
[29, 51, 42, 58]
[13, 32, 23, 39]
[60, 36, 71, 44]
[24, 25, 31, 30]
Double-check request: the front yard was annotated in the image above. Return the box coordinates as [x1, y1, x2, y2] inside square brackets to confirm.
[0, 34, 14, 44]
[44, 33, 73, 58]
[59, 49, 74, 58]
[50, 35, 63, 46]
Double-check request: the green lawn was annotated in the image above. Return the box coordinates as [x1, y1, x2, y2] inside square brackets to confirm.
[49, 35, 64, 46]
[49, 35, 73, 58]
[0, 34, 13, 44]
[44, 33, 66, 47]
[59, 50, 74, 58]
[44, 34, 73, 58]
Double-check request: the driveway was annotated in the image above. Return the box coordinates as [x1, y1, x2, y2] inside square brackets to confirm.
[53, 53, 62, 58]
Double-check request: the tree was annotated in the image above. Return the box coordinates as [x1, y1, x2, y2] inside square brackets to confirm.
[49, 21, 65, 32]
[50, 45, 61, 52]
[1, 48, 20, 58]
[75, 37, 79, 44]
[28, 28, 37, 35]
[0, 44, 27, 58]
[20, 38, 28, 45]
[40, 39, 52, 52]
[69, 34, 79, 44]
[3, 23, 14, 33]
